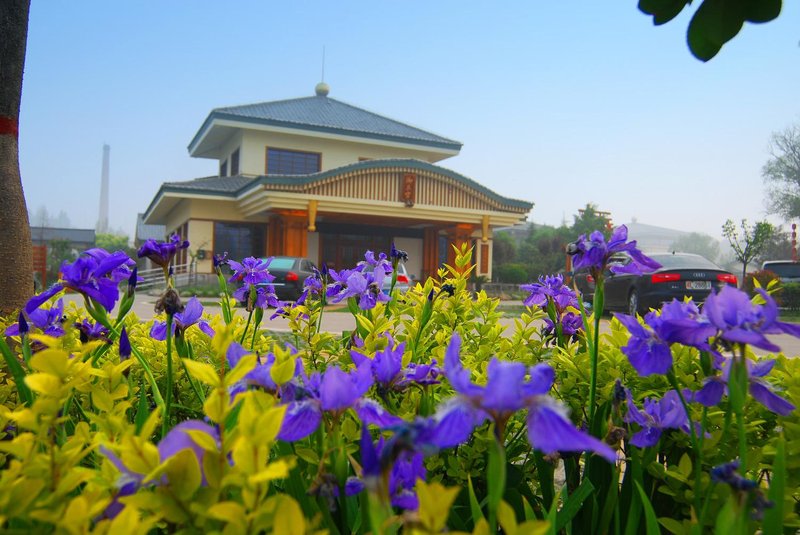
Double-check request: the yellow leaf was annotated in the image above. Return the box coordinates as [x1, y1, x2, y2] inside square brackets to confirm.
[163, 449, 201, 500]
[270, 356, 295, 386]
[248, 459, 293, 484]
[29, 348, 70, 377]
[253, 405, 286, 445]
[497, 500, 517, 535]
[203, 451, 223, 489]
[185, 429, 219, 452]
[473, 518, 490, 535]
[416, 479, 460, 532]
[106, 506, 144, 535]
[517, 520, 550, 535]
[204, 388, 229, 423]
[182, 359, 220, 387]
[226, 354, 257, 386]
[207, 501, 247, 525]
[24, 373, 61, 395]
[272, 495, 305, 535]
[92, 388, 114, 412]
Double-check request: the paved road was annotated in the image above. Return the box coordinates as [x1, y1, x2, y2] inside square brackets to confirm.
[64, 294, 800, 358]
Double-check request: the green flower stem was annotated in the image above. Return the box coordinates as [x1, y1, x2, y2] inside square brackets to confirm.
[487, 432, 507, 534]
[250, 308, 263, 351]
[162, 314, 174, 438]
[411, 295, 434, 363]
[729, 345, 749, 470]
[667, 370, 702, 519]
[239, 309, 254, 345]
[182, 342, 205, 403]
[216, 270, 233, 324]
[130, 344, 165, 413]
[588, 281, 604, 426]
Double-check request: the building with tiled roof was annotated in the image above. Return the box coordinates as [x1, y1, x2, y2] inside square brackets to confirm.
[143, 83, 532, 279]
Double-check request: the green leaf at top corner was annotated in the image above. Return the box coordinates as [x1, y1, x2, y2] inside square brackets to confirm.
[687, 0, 746, 61]
[638, 0, 691, 25]
[745, 0, 781, 23]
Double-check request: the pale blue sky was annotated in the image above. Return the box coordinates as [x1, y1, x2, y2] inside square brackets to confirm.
[18, 1, 800, 241]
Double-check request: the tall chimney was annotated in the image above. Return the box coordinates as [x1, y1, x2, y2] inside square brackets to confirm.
[97, 144, 110, 234]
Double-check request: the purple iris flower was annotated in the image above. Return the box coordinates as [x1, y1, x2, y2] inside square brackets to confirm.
[6, 298, 65, 338]
[25, 249, 136, 314]
[390, 243, 409, 264]
[404, 360, 441, 386]
[569, 225, 661, 278]
[439, 334, 616, 461]
[75, 319, 110, 343]
[119, 327, 131, 361]
[296, 269, 324, 305]
[228, 257, 274, 286]
[137, 234, 190, 268]
[351, 340, 441, 395]
[615, 300, 717, 376]
[703, 286, 800, 352]
[226, 342, 303, 400]
[212, 252, 229, 269]
[99, 420, 219, 519]
[690, 358, 795, 416]
[351, 340, 405, 389]
[354, 427, 427, 510]
[277, 362, 402, 442]
[327, 268, 390, 310]
[150, 297, 215, 340]
[360, 250, 393, 278]
[624, 389, 694, 447]
[233, 284, 281, 311]
[521, 274, 578, 310]
[544, 311, 583, 339]
[710, 460, 773, 519]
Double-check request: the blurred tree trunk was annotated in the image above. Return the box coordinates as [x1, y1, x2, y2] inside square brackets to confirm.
[0, 0, 34, 315]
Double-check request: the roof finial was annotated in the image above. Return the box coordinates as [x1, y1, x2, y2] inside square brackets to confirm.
[315, 46, 330, 97]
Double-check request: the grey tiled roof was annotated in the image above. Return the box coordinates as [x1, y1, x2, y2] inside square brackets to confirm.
[136, 213, 166, 241]
[151, 160, 532, 212]
[30, 227, 95, 245]
[194, 96, 462, 151]
[161, 175, 256, 194]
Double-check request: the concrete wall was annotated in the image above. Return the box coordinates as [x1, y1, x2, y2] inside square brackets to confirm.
[237, 130, 447, 175]
[307, 232, 319, 264]
[188, 220, 214, 274]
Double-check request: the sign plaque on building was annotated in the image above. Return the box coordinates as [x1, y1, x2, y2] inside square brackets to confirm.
[401, 173, 416, 207]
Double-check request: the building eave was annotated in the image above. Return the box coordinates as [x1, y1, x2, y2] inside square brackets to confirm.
[188, 113, 463, 159]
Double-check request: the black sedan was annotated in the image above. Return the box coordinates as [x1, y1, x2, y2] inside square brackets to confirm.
[261, 256, 317, 301]
[573, 252, 737, 315]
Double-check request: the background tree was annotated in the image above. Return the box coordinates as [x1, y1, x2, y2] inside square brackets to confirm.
[46, 239, 76, 283]
[0, 0, 34, 315]
[95, 233, 130, 252]
[668, 232, 720, 263]
[756, 227, 793, 264]
[638, 0, 782, 61]
[722, 219, 774, 285]
[763, 122, 800, 220]
[571, 203, 611, 239]
[491, 232, 517, 267]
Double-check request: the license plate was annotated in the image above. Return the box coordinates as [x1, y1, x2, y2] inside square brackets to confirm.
[686, 281, 711, 290]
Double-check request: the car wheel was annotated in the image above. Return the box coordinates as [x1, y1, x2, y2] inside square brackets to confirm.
[628, 289, 639, 316]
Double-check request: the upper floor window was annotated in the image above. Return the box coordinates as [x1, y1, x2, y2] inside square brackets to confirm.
[266, 148, 321, 175]
[230, 148, 240, 175]
[219, 159, 228, 177]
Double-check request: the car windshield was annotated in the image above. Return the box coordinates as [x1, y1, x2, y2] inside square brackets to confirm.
[764, 262, 800, 278]
[268, 258, 296, 269]
[650, 254, 721, 270]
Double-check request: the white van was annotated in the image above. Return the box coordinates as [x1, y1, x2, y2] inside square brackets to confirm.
[761, 260, 800, 283]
